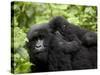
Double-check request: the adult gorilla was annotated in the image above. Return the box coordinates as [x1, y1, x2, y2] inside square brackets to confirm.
[27, 16, 97, 72]
[27, 23, 80, 72]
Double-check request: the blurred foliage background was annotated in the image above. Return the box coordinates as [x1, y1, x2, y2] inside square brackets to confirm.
[11, 1, 97, 73]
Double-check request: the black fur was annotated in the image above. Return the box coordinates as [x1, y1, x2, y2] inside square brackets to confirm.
[27, 16, 97, 72]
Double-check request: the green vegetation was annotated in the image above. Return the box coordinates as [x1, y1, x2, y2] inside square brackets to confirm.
[11, 1, 97, 73]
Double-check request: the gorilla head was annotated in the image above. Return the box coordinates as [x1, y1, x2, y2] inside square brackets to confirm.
[27, 24, 51, 72]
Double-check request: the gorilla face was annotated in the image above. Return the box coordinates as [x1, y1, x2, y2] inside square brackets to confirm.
[49, 16, 70, 34]
[33, 39, 48, 64]
[30, 37, 46, 54]
[27, 29, 50, 69]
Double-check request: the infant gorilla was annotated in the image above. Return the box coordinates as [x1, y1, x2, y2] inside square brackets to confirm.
[27, 16, 97, 72]
[49, 16, 97, 69]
